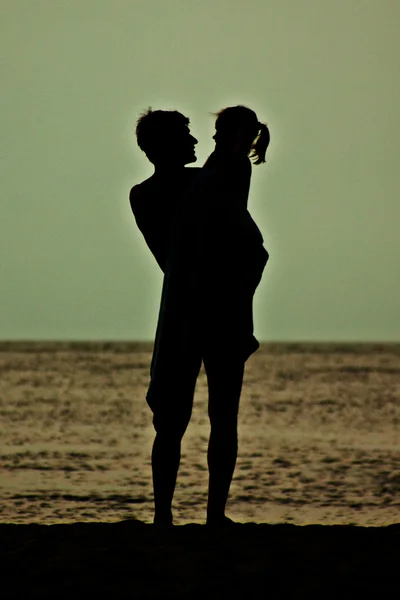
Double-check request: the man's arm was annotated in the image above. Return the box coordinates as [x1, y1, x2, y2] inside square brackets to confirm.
[196, 160, 250, 269]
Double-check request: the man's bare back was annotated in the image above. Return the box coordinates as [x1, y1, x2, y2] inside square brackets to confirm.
[129, 168, 201, 272]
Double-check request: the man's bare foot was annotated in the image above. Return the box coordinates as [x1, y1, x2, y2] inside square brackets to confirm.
[153, 518, 173, 527]
[153, 506, 173, 526]
[206, 515, 237, 527]
[153, 511, 173, 527]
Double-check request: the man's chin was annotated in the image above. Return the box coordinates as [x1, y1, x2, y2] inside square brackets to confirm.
[185, 153, 197, 165]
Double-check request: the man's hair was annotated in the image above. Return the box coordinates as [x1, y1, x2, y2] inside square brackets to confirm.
[135, 107, 190, 163]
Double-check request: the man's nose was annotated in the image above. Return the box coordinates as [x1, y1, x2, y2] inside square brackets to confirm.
[190, 135, 198, 145]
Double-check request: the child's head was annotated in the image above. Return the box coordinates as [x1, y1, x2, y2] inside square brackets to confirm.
[213, 105, 270, 165]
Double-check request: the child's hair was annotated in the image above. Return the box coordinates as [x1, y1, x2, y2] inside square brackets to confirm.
[213, 105, 270, 165]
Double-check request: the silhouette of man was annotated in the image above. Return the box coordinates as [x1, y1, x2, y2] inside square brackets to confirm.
[129, 108, 202, 525]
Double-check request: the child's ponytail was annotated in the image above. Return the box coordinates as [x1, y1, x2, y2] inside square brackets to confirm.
[249, 122, 270, 165]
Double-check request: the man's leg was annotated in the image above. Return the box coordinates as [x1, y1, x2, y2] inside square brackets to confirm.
[203, 353, 245, 524]
[149, 352, 202, 525]
[151, 421, 187, 526]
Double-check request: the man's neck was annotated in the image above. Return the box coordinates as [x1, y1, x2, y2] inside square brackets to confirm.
[153, 164, 187, 179]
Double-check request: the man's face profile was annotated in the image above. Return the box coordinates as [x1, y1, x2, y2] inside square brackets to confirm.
[161, 124, 198, 166]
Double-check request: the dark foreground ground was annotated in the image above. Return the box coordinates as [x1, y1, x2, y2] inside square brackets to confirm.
[1, 521, 398, 599]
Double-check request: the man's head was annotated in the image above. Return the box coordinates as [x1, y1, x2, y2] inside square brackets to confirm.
[136, 108, 198, 167]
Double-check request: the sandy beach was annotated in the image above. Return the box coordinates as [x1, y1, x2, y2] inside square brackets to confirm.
[0, 342, 399, 596]
[0, 342, 399, 526]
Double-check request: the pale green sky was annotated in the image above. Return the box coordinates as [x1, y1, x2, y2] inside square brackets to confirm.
[1, 0, 399, 341]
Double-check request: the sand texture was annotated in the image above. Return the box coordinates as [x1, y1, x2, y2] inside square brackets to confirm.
[0, 342, 399, 526]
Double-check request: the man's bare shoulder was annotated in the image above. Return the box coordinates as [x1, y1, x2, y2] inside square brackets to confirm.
[129, 184, 141, 205]
[129, 176, 155, 208]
